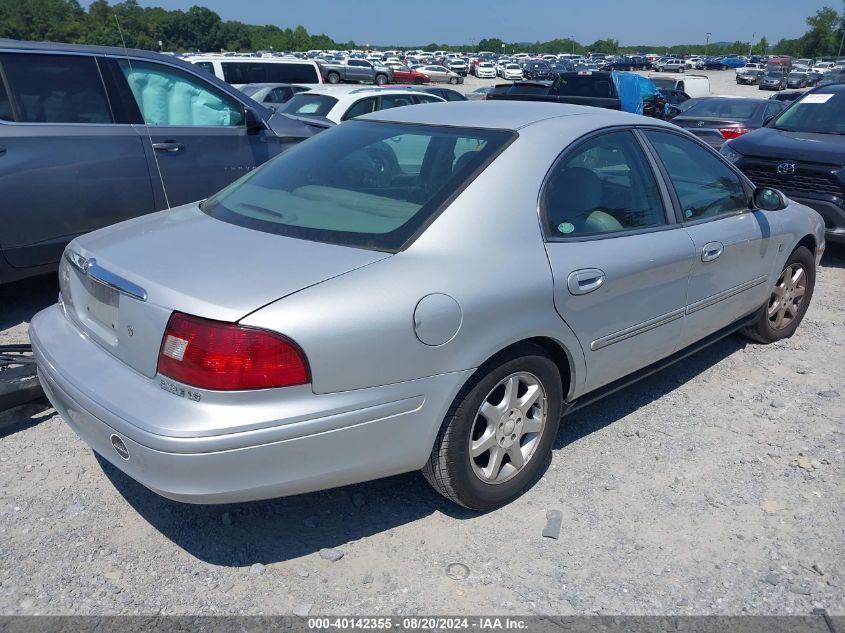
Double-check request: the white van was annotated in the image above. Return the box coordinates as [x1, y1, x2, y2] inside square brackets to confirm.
[649, 73, 710, 98]
[185, 56, 324, 87]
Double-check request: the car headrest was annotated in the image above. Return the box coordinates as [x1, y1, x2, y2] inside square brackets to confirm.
[547, 167, 603, 229]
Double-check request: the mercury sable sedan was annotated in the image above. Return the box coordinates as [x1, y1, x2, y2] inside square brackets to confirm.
[32, 102, 825, 511]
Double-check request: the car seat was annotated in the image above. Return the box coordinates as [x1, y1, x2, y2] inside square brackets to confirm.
[547, 166, 624, 234]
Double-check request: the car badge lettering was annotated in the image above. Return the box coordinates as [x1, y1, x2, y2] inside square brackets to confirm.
[777, 161, 796, 175]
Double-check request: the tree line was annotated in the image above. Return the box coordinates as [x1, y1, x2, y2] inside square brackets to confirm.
[0, 0, 842, 59]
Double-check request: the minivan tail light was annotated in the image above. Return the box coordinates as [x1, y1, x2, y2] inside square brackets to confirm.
[720, 127, 750, 140]
[157, 312, 309, 391]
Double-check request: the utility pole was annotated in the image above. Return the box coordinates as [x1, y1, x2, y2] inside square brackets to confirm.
[705, 32, 711, 57]
[748, 32, 755, 58]
[839, 24, 844, 58]
[570, 35, 575, 55]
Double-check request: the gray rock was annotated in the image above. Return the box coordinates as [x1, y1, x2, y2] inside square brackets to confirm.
[352, 492, 366, 508]
[818, 390, 839, 399]
[362, 573, 374, 584]
[789, 586, 812, 596]
[218, 580, 235, 593]
[319, 548, 344, 562]
[542, 510, 563, 539]
[770, 400, 785, 408]
[296, 568, 309, 578]
[446, 563, 470, 580]
[220, 512, 233, 526]
[293, 603, 313, 617]
[763, 573, 780, 586]
[249, 563, 264, 575]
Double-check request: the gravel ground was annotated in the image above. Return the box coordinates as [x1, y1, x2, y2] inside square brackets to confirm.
[0, 73, 841, 616]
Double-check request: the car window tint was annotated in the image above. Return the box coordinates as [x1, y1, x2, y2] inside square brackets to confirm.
[342, 97, 377, 120]
[0, 74, 12, 121]
[0, 53, 111, 124]
[645, 130, 748, 221]
[267, 87, 292, 103]
[193, 61, 214, 75]
[118, 60, 244, 126]
[543, 131, 666, 237]
[379, 94, 415, 110]
[444, 91, 467, 101]
[414, 94, 442, 104]
[281, 94, 338, 117]
[763, 101, 784, 121]
[684, 99, 758, 118]
[221, 62, 319, 84]
[202, 121, 512, 251]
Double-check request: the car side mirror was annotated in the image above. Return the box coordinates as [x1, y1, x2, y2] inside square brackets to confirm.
[244, 107, 265, 133]
[753, 187, 788, 211]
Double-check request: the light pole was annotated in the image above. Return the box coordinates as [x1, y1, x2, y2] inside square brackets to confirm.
[748, 32, 755, 58]
[570, 34, 575, 56]
[839, 23, 844, 58]
[705, 32, 711, 57]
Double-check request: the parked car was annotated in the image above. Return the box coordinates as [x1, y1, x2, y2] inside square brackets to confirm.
[737, 69, 765, 85]
[32, 101, 824, 512]
[186, 55, 323, 87]
[447, 58, 469, 77]
[238, 83, 310, 111]
[601, 56, 651, 71]
[278, 86, 444, 124]
[722, 83, 845, 244]
[467, 86, 495, 100]
[522, 61, 554, 80]
[648, 74, 710, 98]
[502, 63, 524, 81]
[385, 64, 430, 84]
[319, 58, 393, 85]
[759, 71, 787, 91]
[700, 57, 729, 70]
[719, 57, 747, 69]
[669, 97, 785, 148]
[786, 72, 809, 89]
[0, 40, 328, 286]
[475, 62, 497, 79]
[654, 58, 686, 73]
[377, 85, 468, 102]
[418, 65, 464, 84]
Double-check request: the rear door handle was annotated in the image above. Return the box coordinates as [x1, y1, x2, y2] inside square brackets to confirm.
[701, 241, 724, 262]
[567, 268, 606, 295]
[152, 141, 185, 153]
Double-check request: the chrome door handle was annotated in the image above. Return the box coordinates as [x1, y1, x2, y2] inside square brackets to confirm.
[152, 141, 185, 153]
[567, 268, 606, 295]
[701, 242, 723, 262]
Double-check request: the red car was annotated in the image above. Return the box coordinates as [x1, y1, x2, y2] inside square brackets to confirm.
[388, 64, 430, 84]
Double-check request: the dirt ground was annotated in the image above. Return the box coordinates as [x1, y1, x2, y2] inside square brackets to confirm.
[0, 71, 841, 615]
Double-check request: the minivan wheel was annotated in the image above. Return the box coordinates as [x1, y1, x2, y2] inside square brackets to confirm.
[742, 246, 815, 344]
[422, 344, 563, 511]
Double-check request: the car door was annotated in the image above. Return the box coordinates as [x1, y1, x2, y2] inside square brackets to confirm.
[113, 58, 272, 209]
[641, 129, 779, 345]
[542, 129, 696, 393]
[347, 60, 370, 82]
[0, 51, 154, 269]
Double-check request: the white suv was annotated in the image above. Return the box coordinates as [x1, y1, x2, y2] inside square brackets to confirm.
[654, 58, 686, 73]
[279, 86, 445, 124]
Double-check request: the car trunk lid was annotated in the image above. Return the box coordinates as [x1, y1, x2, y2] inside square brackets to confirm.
[60, 204, 390, 378]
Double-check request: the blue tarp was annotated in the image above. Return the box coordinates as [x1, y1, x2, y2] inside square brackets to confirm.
[611, 71, 660, 115]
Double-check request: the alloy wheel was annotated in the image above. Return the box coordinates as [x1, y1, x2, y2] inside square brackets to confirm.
[468, 372, 547, 484]
[768, 263, 807, 330]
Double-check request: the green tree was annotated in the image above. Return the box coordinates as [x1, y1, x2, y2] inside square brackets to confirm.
[802, 6, 840, 57]
[292, 24, 311, 51]
[757, 36, 768, 54]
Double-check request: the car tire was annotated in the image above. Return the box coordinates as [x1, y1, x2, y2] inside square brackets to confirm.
[375, 74, 388, 85]
[721, 65, 728, 70]
[741, 246, 815, 344]
[449, 76, 459, 84]
[414, 77, 424, 85]
[678, 67, 684, 73]
[326, 72, 341, 84]
[422, 344, 563, 511]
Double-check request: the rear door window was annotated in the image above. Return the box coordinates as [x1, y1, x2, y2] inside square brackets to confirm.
[221, 62, 319, 84]
[0, 53, 112, 124]
[341, 97, 377, 120]
[0, 74, 12, 121]
[282, 94, 339, 117]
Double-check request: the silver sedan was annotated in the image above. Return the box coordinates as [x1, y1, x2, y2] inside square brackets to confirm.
[32, 102, 825, 511]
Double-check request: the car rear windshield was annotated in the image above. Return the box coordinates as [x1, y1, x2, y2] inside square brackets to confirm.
[772, 90, 845, 134]
[201, 121, 514, 251]
[683, 99, 759, 118]
[551, 75, 615, 98]
[280, 94, 339, 117]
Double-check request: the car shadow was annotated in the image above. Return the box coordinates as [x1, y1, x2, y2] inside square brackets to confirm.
[98, 333, 749, 567]
[820, 242, 844, 269]
[0, 274, 58, 332]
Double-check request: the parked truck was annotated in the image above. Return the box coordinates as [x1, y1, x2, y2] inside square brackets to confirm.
[319, 59, 394, 85]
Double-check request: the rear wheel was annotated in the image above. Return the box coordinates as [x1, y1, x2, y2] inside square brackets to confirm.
[742, 246, 815, 344]
[423, 344, 563, 511]
[326, 72, 340, 84]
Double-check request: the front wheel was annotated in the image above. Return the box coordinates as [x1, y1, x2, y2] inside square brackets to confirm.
[449, 76, 459, 84]
[423, 345, 563, 511]
[742, 246, 815, 344]
[326, 72, 340, 84]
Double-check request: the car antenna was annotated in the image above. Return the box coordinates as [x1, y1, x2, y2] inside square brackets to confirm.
[114, 15, 172, 210]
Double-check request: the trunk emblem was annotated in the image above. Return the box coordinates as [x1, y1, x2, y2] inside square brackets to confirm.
[777, 161, 796, 175]
[110, 434, 130, 460]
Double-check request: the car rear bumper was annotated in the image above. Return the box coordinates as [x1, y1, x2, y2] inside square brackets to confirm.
[31, 304, 469, 504]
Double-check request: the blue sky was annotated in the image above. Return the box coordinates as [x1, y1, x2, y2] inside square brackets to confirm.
[89, 0, 835, 46]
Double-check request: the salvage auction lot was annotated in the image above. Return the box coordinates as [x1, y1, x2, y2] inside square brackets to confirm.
[0, 66, 843, 617]
[1, 252, 843, 616]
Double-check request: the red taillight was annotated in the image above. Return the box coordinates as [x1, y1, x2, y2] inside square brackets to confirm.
[157, 312, 309, 391]
[720, 127, 750, 140]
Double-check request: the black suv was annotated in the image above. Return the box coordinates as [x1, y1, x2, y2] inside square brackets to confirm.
[0, 39, 327, 285]
[521, 61, 554, 80]
[721, 83, 845, 243]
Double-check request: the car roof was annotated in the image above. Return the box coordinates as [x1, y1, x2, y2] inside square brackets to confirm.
[360, 100, 670, 131]
[0, 38, 179, 61]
